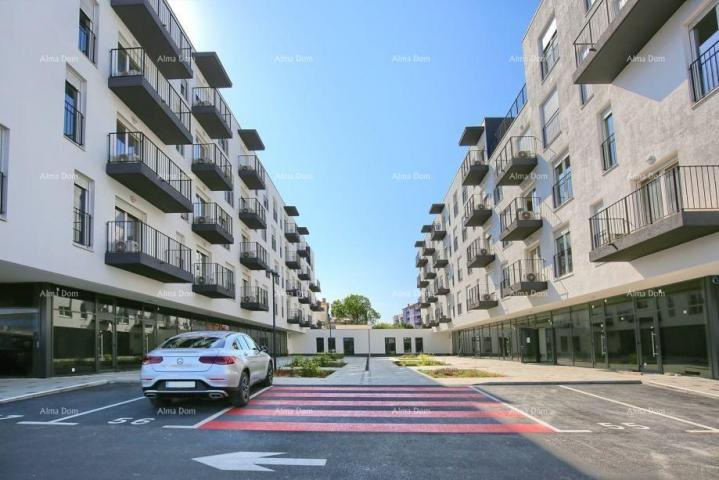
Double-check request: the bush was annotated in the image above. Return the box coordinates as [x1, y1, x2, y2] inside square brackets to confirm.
[418, 368, 502, 378]
[395, 354, 446, 367]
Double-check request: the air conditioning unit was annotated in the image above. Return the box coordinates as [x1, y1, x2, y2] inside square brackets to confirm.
[242, 297, 252, 303]
[197, 276, 206, 285]
[241, 251, 251, 258]
[482, 294, 493, 301]
[517, 150, 531, 159]
[477, 204, 486, 210]
[196, 216, 207, 224]
[240, 208, 250, 214]
[117, 153, 140, 163]
[480, 248, 489, 255]
[114, 240, 140, 253]
[521, 210, 533, 220]
[526, 272, 537, 282]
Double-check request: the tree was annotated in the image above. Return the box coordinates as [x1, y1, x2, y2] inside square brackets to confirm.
[330, 294, 380, 325]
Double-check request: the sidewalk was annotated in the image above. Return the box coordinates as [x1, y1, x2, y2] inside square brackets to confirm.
[0, 370, 139, 404]
[274, 356, 436, 385]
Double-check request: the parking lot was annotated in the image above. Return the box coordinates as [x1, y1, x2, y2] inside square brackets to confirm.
[1, 381, 718, 479]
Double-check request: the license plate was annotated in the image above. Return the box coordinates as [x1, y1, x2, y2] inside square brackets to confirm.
[166, 381, 195, 389]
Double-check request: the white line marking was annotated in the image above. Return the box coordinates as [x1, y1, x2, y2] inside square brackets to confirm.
[0, 381, 108, 405]
[645, 381, 719, 400]
[559, 385, 719, 433]
[470, 386, 591, 433]
[17, 421, 78, 426]
[164, 386, 273, 430]
[47, 397, 145, 423]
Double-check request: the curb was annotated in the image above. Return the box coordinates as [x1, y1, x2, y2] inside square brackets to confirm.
[0, 380, 110, 405]
[474, 380, 642, 386]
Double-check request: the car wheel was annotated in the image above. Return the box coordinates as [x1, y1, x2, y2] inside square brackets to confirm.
[261, 362, 273, 387]
[230, 371, 250, 407]
[149, 397, 171, 408]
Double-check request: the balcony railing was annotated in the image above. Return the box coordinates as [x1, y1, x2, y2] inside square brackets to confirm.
[552, 174, 573, 208]
[78, 23, 96, 63]
[494, 136, 540, 184]
[240, 241, 268, 270]
[192, 202, 233, 243]
[193, 263, 234, 291]
[430, 220, 446, 240]
[501, 259, 546, 296]
[467, 284, 498, 310]
[288, 309, 304, 324]
[241, 286, 269, 311]
[500, 196, 542, 233]
[553, 249, 573, 278]
[238, 197, 267, 229]
[73, 208, 92, 247]
[690, 39, 719, 103]
[64, 101, 84, 146]
[460, 149, 488, 185]
[463, 194, 492, 227]
[106, 220, 191, 273]
[108, 131, 192, 201]
[192, 143, 233, 187]
[467, 238, 495, 268]
[573, 0, 629, 67]
[192, 87, 232, 137]
[109, 47, 191, 132]
[495, 84, 528, 146]
[541, 34, 560, 79]
[542, 109, 561, 147]
[589, 166, 719, 250]
[238, 154, 266, 190]
[601, 133, 617, 171]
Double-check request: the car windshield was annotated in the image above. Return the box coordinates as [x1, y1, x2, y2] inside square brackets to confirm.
[160, 336, 222, 349]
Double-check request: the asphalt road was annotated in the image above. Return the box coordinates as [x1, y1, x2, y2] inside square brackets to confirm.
[0, 382, 717, 479]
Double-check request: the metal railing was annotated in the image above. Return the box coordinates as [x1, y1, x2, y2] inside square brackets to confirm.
[463, 194, 492, 224]
[435, 306, 448, 320]
[553, 249, 573, 278]
[601, 133, 617, 171]
[461, 149, 486, 178]
[541, 34, 560, 78]
[240, 241, 268, 265]
[64, 100, 84, 146]
[145, 0, 193, 65]
[573, 0, 630, 66]
[542, 108, 561, 147]
[78, 23, 96, 63]
[494, 136, 540, 178]
[238, 154, 266, 183]
[431, 220, 445, 234]
[106, 220, 191, 272]
[241, 286, 269, 308]
[501, 259, 545, 293]
[73, 208, 92, 247]
[108, 131, 192, 200]
[286, 279, 302, 295]
[288, 309, 304, 323]
[109, 48, 191, 132]
[192, 143, 233, 184]
[285, 219, 299, 235]
[239, 197, 266, 222]
[552, 174, 573, 208]
[192, 87, 232, 127]
[193, 202, 232, 236]
[495, 84, 528, 146]
[500, 196, 542, 233]
[467, 238, 493, 263]
[690, 39, 719, 102]
[467, 284, 497, 309]
[589, 165, 719, 250]
[194, 263, 234, 291]
[285, 247, 300, 263]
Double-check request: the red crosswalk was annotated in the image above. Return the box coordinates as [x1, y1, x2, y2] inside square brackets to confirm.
[200, 385, 553, 434]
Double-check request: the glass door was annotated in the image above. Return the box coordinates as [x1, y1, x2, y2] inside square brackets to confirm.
[96, 298, 115, 371]
[637, 313, 660, 373]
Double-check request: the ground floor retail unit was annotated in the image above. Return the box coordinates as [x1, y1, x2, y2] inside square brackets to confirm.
[452, 277, 719, 379]
[0, 283, 288, 378]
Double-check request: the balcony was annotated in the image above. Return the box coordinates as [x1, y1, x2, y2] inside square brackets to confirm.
[299, 318, 311, 328]
[422, 244, 435, 256]
[108, 48, 192, 144]
[238, 154, 266, 190]
[238, 198, 266, 229]
[240, 242, 269, 271]
[467, 285, 499, 310]
[432, 250, 448, 269]
[430, 221, 446, 241]
[421, 266, 436, 281]
[495, 84, 528, 147]
[286, 280, 302, 297]
[285, 248, 301, 270]
[572, 0, 686, 84]
[191, 203, 233, 244]
[416, 252, 428, 268]
[287, 309, 303, 325]
[467, 239, 495, 268]
[426, 289, 438, 303]
[500, 259, 548, 297]
[435, 277, 450, 295]
[461, 149, 489, 186]
[298, 265, 311, 281]
[298, 291, 311, 304]
[690, 39, 719, 102]
[110, 0, 193, 78]
[429, 203, 445, 214]
[417, 275, 429, 288]
[285, 220, 300, 243]
[192, 87, 232, 139]
[589, 166, 719, 262]
[192, 51, 232, 88]
[297, 241, 310, 258]
[191, 143, 232, 191]
[500, 196, 543, 241]
[192, 263, 235, 299]
[309, 279, 321, 292]
[420, 298, 431, 309]
[429, 317, 439, 328]
[105, 220, 192, 283]
[107, 132, 192, 213]
[435, 306, 450, 323]
[241, 287, 269, 312]
[495, 136, 539, 186]
[463, 195, 492, 227]
[310, 302, 323, 312]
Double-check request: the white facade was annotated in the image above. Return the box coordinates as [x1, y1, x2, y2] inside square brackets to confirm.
[288, 327, 452, 356]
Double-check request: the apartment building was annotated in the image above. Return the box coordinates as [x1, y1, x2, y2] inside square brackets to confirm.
[416, 0, 719, 379]
[0, 0, 322, 377]
[401, 302, 423, 328]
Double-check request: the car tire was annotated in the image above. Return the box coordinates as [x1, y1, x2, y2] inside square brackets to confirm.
[149, 397, 171, 408]
[260, 362, 273, 387]
[230, 371, 250, 407]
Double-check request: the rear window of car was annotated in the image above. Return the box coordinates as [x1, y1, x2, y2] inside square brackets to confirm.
[160, 336, 223, 349]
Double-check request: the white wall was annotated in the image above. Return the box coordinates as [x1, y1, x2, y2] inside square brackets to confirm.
[288, 328, 452, 355]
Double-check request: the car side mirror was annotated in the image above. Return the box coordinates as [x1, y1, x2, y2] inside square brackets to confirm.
[259, 346, 268, 353]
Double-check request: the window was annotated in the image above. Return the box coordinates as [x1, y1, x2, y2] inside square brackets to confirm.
[273, 198, 278, 222]
[461, 186, 468, 205]
[453, 191, 459, 217]
[461, 226, 467, 243]
[453, 227, 458, 251]
[552, 156, 572, 208]
[540, 18, 559, 79]
[554, 231, 573, 277]
[78, 7, 96, 63]
[493, 185, 503, 205]
[403, 337, 412, 353]
[64, 81, 84, 146]
[690, 5, 719, 101]
[271, 227, 276, 251]
[0, 124, 7, 216]
[73, 177, 92, 247]
[457, 258, 463, 282]
[224, 190, 234, 207]
[541, 89, 560, 147]
[601, 110, 617, 170]
[580, 84, 594, 105]
[180, 79, 189, 102]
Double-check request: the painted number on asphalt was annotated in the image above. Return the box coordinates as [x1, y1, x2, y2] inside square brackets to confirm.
[598, 422, 650, 430]
[108, 417, 155, 425]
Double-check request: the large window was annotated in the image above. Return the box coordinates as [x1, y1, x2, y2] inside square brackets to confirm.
[601, 110, 617, 170]
[73, 177, 92, 247]
[689, 5, 719, 101]
[554, 231, 573, 278]
[403, 337, 412, 353]
[541, 90, 560, 147]
[540, 18, 559, 79]
[552, 156, 572, 208]
[78, 7, 96, 63]
[64, 81, 84, 146]
[0, 124, 7, 216]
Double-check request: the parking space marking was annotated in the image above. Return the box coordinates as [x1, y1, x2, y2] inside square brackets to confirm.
[471, 386, 592, 434]
[559, 385, 719, 433]
[645, 381, 719, 400]
[17, 397, 144, 426]
[163, 386, 273, 429]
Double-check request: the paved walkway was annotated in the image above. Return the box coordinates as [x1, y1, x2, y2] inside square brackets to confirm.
[0, 370, 138, 404]
[275, 356, 436, 385]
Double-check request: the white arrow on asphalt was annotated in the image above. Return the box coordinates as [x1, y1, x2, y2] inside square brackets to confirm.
[192, 451, 327, 472]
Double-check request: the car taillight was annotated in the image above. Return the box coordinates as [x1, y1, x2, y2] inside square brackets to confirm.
[142, 355, 162, 365]
[199, 356, 235, 365]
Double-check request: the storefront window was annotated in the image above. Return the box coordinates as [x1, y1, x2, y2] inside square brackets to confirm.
[571, 306, 593, 367]
[53, 293, 96, 375]
[604, 297, 636, 369]
[554, 309, 572, 366]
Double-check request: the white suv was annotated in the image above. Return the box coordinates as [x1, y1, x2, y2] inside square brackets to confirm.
[141, 331, 273, 407]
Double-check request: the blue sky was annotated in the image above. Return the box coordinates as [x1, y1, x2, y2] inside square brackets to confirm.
[171, 0, 539, 323]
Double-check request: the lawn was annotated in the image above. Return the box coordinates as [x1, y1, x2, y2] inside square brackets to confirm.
[418, 368, 503, 378]
[394, 354, 447, 367]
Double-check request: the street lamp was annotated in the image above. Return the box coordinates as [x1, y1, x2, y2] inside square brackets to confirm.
[366, 318, 375, 371]
[266, 269, 279, 369]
